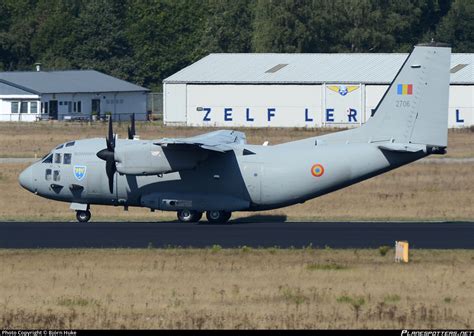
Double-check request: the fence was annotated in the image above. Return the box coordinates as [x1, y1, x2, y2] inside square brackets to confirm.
[147, 92, 163, 116]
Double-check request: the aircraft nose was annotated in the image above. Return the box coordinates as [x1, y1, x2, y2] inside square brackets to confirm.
[19, 166, 35, 193]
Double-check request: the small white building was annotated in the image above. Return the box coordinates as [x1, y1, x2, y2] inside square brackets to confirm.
[0, 70, 149, 122]
[163, 53, 473, 128]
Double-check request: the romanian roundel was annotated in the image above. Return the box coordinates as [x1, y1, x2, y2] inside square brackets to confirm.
[311, 164, 325, 177]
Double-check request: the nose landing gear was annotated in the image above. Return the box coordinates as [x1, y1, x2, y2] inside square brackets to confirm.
[76, 210, 91, 223]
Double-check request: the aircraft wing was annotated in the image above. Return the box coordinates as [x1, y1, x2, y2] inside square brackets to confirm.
[154, 130, 246, 153]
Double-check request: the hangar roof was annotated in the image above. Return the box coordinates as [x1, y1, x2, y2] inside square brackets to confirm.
[164, 53, 473, 85]
[0, 70, 149, 94]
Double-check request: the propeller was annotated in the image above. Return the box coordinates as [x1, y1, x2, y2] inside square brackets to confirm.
[127, 113, 136, 140]
[96, 117, 116, 193]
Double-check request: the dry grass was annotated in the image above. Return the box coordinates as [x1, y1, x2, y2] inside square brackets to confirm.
[1, 160, 473, 221]
[0, 249, 472, 329]
[0, 122, 473, 158]
[0, 121, 331, 158]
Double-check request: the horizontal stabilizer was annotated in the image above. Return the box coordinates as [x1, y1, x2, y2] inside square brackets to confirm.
[378, 143, 426, 153]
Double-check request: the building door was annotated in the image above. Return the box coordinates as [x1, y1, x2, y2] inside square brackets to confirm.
[49, 100, 58, 119]
[92, 99, 101, 119]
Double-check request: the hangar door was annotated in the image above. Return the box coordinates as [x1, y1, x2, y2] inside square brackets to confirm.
[164, 84, 187, 124]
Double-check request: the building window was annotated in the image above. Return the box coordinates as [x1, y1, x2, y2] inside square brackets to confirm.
[45, 169, 52, 181]
[54, 153, 61, 164]
[20, 102, 28, 113]
[11, 102, 19, 113]
[53, 170, 60, 181]
[77, 101, 82, 113]
[63, 153, 72, 165]
[30, 102, 38, 114]
[73, 102, 77, 112]
[67, 101, 72, 113]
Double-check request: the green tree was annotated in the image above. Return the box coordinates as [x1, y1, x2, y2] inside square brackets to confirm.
[436, 0, 474, 52]
[201, 0, 254, 53]
[0, 0, 37, 70]
[70, 0, 133, 80]
[252, 0, 315, 52]
[29, 0, 81, 70]
[125, 0, 207, 89]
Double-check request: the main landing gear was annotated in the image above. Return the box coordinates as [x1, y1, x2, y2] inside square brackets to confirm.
[176, 210, 232, 224]
[177, 209, 202, 223]
[76, 210, 91, 223]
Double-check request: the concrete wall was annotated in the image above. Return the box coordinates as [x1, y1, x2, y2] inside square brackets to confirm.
[0, 95, 41, 122]
[0, 91, 148, 122]
[164, 83, 474, 128]
[41, 91, 148, 121]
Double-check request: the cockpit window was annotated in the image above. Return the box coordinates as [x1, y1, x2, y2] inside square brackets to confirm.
[42, 154, 53, 164]
[65, 141, 75, 147]
[63, 153, 72, 165]
[54, 153, 61, 164]
[56, 144, 64, 150]
[45, 169, 52, 181]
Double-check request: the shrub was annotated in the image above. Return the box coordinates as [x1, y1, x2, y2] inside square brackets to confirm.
[378, 245, 391, 256]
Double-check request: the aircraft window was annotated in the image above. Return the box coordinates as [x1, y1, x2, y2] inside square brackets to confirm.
[56, 144, 64, 149]
[63, 153, 72, 165]
[42, 154, 53, 164]
[45, 169, 52, 181]
[53, 170, 60, 182]
[54, 153, 61, 164]
[65, 141, 75, 147]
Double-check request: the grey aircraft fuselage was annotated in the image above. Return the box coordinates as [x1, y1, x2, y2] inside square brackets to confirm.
[18, 43, 451, 223]
[20, 137, 424, 211]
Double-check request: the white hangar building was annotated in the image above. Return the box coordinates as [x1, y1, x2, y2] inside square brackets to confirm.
[0, 70, 149, 122]
[163, 53, 473, 128]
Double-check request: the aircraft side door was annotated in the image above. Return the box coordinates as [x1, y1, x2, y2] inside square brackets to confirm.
[242, 162, 262, 204]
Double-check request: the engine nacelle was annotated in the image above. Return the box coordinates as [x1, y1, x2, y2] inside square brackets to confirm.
[114, 141, 206, 175]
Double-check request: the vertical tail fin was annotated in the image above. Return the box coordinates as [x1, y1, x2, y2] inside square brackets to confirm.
[362, 43, 451, 148]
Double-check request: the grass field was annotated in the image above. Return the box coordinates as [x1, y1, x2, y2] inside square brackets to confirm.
[1, 122, 473, 221]
[1, 121, 473, 158]
[0, 249, 472, 329]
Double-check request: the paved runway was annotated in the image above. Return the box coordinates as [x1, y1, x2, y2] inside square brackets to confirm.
[0, 221, 472, 249]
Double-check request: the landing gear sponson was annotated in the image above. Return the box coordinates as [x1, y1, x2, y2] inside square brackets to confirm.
[177, 209, 232, 223]
[70, 203, 231, 223]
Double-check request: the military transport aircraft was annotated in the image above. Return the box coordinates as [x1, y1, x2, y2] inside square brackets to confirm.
[19, 43, 450, 223]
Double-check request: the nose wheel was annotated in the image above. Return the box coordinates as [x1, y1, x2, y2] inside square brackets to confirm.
[206, 210, 231, 224]
[177, 210, 202, 223]
[76, 210, 91, 223]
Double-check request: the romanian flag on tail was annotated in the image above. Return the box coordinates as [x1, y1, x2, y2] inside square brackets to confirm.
[397, 84, 413, 95]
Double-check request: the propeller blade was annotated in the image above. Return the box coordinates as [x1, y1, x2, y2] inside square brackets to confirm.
[128, 113, 135, 140]
[96, 116, 117, 193]
[107, 116, 115, 149]
[105, 157, 116, 194]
